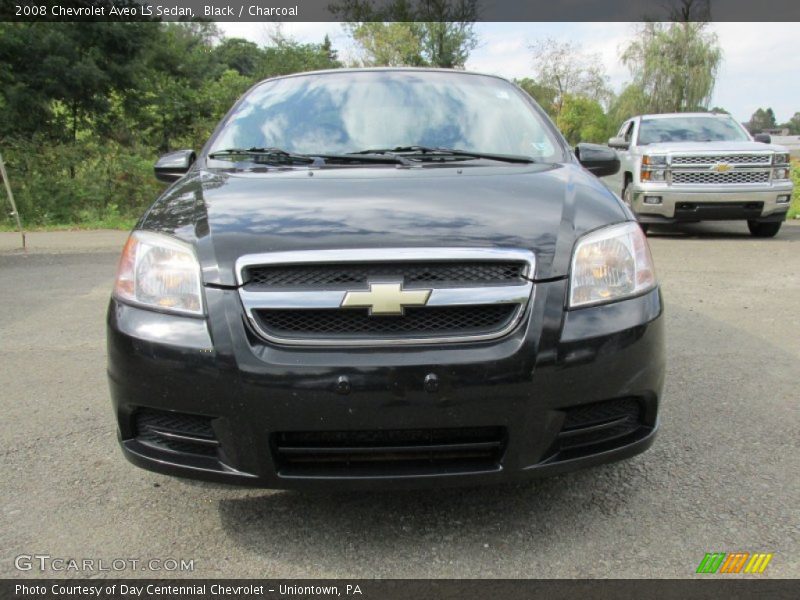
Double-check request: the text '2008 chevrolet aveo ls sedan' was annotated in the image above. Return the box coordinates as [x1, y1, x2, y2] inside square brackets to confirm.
[107, 69, 665, 490]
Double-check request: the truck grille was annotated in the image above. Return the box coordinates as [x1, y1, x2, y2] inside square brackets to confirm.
[236, 248, 536, 346]
[245, 261, 527, 289]
[671, 171, 770, 185]
[273, 426, 506, 476]
[670, 154, 771, 166]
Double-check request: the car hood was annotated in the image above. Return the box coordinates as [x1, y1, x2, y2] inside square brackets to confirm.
[140, 163, 628, 285]
[636, 141, 788, 154]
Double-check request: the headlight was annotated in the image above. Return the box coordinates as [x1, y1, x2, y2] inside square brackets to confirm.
[772, 153, 790, 165]
[113, 231, 204, 316]
[642, 155, 667, 166]
[569, 222, 657, 308]
[641, 169, 666, 182]
[772, 167, 790, 180]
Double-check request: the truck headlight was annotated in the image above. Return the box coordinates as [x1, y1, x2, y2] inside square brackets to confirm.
[641, 156, 667, 182]
[113, 231, 204, 316]
[772, 167, 790, 181]
[772, 153, 790, 165]
[569, 222, 657, 308]
[642, 155, 667, 166]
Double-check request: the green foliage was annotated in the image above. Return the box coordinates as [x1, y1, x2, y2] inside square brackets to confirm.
[1, 137, 161, 226]
[790, 161, 800, 220]
[746, 108, 777, 133]
[621, 22, 722, 114]
[0, 22, 341, 228]
[556, 95, 610, 145]
[528, 39, 610, 118]
[783, 113, 800, 135]
[514, 78, 558, 119]
[335, 0, 478, 68]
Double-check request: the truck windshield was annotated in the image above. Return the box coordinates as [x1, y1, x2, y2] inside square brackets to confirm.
[208, 70, 563, 163]
[637, 116, 750, 145]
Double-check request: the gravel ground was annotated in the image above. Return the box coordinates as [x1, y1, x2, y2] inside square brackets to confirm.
[0, 222, 798, 579]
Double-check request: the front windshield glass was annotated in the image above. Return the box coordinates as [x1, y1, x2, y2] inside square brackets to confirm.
[208, 70, 563, 162]
[637, 116, 750, 145]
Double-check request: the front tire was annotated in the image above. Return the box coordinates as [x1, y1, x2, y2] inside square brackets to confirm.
[747, 220, 782, 238]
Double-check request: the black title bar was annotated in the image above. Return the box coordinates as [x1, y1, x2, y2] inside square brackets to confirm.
[2, 0, 800, 22]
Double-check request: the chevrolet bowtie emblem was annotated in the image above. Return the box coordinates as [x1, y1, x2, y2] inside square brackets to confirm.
[341, 281, 431, 315]
[710, 162, 733, 173]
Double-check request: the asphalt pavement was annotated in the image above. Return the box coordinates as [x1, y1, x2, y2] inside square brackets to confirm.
[1, 222, 798, 578]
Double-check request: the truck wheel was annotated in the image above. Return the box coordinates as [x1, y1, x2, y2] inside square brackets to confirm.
[747, 220, 782, 238]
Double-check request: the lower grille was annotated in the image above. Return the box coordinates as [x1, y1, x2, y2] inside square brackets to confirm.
[274, 427, 506, 476]
[134, 409, 219, 457]
[254, 304, 518, 341]
[672, 170, 770, 185]
[556, 398, 643, 453]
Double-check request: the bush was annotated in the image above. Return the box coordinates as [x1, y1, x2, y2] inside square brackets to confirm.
[1, 137, 163, 228]
[790, 160, 800, 219]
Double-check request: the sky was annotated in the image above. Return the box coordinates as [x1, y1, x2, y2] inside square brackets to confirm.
[219, 21, 800, 124]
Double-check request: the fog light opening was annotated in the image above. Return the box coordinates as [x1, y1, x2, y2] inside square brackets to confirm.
[777, 195, 791, 204]
[643, 196, 662, 205]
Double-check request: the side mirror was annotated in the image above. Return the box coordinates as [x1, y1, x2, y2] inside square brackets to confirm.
[576, 143, 620, 178]
[154, 150, 196, 183]
[608, 136, 629, 150]
[753, 133, 772, 144]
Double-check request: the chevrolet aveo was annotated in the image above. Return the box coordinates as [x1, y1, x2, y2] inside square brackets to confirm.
[107, 69, 665, 490]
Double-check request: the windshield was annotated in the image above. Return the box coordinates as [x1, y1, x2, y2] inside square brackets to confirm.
[637, 116, 750, 145]
[208, 70, 563, 162]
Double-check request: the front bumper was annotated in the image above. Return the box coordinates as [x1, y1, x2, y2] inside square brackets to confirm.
[107, 280, 665, 490]
[630, 185, 792, 223]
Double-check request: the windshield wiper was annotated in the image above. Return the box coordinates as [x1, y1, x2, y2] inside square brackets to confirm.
[351, 146, 535, 164]
[207, 147, 316, 165]
[314, 153, 414, 166]
[208, 147, 413, 167]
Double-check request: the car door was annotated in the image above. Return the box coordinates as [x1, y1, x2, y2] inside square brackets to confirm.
[605, 120, 635, 194]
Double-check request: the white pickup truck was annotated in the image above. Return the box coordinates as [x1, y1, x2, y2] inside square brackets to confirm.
[604, 112, 793, 237]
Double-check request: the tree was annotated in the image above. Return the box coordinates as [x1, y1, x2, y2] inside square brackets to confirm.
[747, 108, 777, 133]
[607, 84, 649, 128]
[0, 22, 157, 142]
[782, 112, 800, 135]
[215, 38, 263, 76]
[556, 95, 610, 145]
[334, 0, 478, 68]
[514, 78, 558, 118]
[528, 39, 610, 118]
[621, 21, 722, 113]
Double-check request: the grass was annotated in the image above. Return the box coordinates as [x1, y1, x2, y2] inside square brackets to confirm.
[0, 216, 137, 232]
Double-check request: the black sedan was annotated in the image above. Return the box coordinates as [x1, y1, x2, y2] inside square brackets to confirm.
[107, 69, 664, 489]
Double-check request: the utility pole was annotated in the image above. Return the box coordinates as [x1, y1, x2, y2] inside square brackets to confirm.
[0, 151, 25, 250]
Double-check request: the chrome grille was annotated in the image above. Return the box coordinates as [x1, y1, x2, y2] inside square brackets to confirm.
[244, 261, 527, 289]
[670, 154, 771, 166]
[671, 170, 770, 185]
[236, 248, 535, 346]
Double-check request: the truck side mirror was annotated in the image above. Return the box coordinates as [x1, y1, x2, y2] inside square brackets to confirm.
[753, 133, 771, 144]
[608, 136, 629, 150]
[154, 150, 196, 183]
[576, 143, 620, 177]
